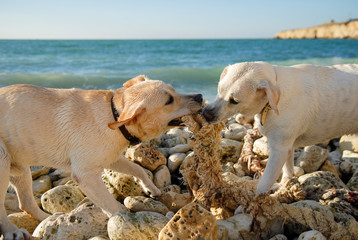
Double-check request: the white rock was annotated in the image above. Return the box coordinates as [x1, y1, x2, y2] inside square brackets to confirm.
[233, 163, 245, 177]
[41, 185, 85, 214]
[253, 136, 270, 158]
[165, 211, 175, 220]
[220, 138, 243, 158]
[222, 123, 247, 141]
[166, 128, 191, 139]
[269, 234, 288, 240]
[168, 153, 186, 173]
[293, 166, 305, 177]
[296, 145, 329, 173]
[124, 196, 169, 215]
[169, 144, 190, 155]
[162, 136, 186, 148]
[327, 148, 342, 167]
[107, 211, 168, 240]
[33, 175, 52, 196]
[342, 150, 358, 163]
[298, 230, 327, 240]
[154, 165, 171, 188]
[218, 214, 253, 239]
[33, 202, 108, 240]
[340, 134, 358, 153]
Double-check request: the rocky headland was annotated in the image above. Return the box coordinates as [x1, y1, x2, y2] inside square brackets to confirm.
[275, 19, 358, 39]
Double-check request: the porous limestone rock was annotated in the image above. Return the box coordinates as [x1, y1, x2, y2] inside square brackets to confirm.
[158, 202, 218, 240]
[33, 202, 108, 240]
[253, 136, 270, 158]
[153, 165, 171, 188]
[159, 191, 192, 212]
[124, 196, 169, 215]
[107, 211, 168, 240]
[125, 143, 167, 171]
[285, 200, 334, 235]
[102, 169, 151, 201]
[8, 212, 41, 235]
[298, 171, 348, 200]
[222, 123, 247, 141]
[167, 153, 186, 173]
[340, 134, 358, 153]
[296, 145, 329, 173]
[347, 168, 358, 191]
[41, 185, 85, 214]
[298, 230, 327, 240]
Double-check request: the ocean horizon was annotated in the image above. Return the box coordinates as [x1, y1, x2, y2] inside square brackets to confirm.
[1, 39, 358, 101]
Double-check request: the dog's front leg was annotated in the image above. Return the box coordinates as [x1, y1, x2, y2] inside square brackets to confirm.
[71, 168, 127, 216]
[256, 142, 292, 193]
[108, 156, 161, 198]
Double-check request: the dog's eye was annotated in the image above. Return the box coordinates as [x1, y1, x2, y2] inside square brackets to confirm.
[229, 97, 240, 105]
[165, 95, 174, 105]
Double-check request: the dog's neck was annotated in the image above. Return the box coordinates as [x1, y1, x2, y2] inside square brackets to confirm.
[110, 96, 141, 146]
[260, 102, 271, 126]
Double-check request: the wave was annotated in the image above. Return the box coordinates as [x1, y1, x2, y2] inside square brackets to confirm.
[1, 57, 358, 101]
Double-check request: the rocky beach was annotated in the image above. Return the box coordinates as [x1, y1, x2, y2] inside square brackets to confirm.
[3, 113, 358, 240]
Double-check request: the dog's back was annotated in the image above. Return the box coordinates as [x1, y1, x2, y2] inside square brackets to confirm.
[281, 64, 358, 147]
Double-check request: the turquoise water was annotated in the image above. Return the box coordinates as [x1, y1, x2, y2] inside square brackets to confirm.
[1, 39, 358, 101]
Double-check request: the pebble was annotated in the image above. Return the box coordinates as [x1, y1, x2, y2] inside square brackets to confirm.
[124, 196, 169, 215]
[167, 153, 186, 173]
[253, 136, 270, 158]
[8, 212, 41, 235]
[125, 143, 167, 171]
[222, 123, 247, 141]
[296, 145, 329, 173]
[168, 144, 190, 155]
[298, 230, 327, 240]
[154, 165, 171, 188]
[108, 211, 168, 240]
[340, 134, 358, 153]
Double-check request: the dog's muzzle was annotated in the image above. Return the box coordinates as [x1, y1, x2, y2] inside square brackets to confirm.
[202, 105, 217, 122]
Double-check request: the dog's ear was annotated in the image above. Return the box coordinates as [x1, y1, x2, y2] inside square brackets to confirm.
[220, 66, 229, 81]
[123, 75, 148, 88]
[108, 105, 145, 130]
[257, 80, 280, 115]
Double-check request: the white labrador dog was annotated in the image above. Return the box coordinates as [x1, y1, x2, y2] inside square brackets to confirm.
[203, 61, 358, 193]
[0, 75, 202, 240]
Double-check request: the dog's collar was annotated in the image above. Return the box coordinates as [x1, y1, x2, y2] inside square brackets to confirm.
[110, 97, 141, 146]
[260, 102, 272, 126]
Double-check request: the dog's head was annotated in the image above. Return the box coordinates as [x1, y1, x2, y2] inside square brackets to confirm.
[203, 62, 280, 123]
[108, 75, 203, 141]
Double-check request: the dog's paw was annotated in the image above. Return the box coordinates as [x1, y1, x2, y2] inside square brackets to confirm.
[5, 228, 31, 240]
[141, 184, 161, 198]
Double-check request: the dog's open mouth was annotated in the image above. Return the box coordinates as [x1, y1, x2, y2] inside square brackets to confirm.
[168, 117, 185, 126]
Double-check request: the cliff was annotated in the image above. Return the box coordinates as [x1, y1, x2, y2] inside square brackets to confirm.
[275, 20, 358, 39]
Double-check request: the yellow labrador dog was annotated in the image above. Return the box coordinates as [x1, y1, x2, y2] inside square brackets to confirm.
[203, 61, 358, 194]
[0, 75, 202, 240]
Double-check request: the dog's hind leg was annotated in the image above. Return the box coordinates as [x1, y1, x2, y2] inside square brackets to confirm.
[10, 166, 50, 221]
[0, 140, 31, 240]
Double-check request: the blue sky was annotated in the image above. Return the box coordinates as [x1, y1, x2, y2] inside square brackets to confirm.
[0, 0, 356, 39]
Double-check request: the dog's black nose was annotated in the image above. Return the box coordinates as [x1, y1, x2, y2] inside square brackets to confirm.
[194, 94, 203, 104]
[203, 107, 215, 122]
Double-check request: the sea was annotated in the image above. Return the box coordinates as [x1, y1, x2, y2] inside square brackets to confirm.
[1, 39, 358, 101]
